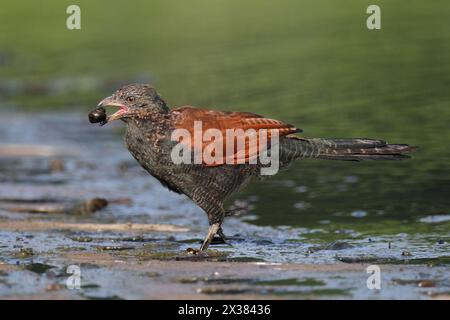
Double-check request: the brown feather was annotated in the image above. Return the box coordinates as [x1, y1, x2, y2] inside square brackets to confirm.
[171, 106, 300, 166]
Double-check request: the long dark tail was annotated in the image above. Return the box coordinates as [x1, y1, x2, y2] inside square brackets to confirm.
[281, 137, 416, 161]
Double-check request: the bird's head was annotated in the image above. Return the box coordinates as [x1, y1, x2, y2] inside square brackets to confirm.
[94, 84, 168, 124]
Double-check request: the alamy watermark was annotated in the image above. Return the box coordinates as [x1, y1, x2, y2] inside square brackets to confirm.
[66, 5, 381, 31]
[367, 5, 381, 30]
[66, 5, 81, 30]
[66, 265, 81, 290]
[170, 122, 280, 176]
[366, 265, 381, 290]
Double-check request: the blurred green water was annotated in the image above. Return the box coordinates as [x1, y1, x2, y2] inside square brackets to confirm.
[0, 1, 449, 239]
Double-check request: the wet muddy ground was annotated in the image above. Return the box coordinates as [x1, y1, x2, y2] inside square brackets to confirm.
[0, 112, 448, 299]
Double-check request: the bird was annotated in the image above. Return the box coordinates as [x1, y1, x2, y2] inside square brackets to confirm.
[90, 84, 415, 252]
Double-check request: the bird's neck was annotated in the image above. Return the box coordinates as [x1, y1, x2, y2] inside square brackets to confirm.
[125, 111, 169, 129]
[125, 112, 172, 146]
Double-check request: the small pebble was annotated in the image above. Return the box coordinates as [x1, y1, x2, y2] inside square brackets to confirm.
[418, 280, 437, 288]
[50, 159, 64, 173]
[186, 247, 199, 255]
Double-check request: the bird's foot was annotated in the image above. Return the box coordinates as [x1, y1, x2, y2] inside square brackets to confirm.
[217, 228, 227, 242]
[214, 228, 233, 247]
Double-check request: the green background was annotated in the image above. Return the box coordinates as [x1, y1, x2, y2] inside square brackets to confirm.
[1, 0, 449, 238]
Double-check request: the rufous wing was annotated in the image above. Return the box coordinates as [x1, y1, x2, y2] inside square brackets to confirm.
[171, 106, 301, 166]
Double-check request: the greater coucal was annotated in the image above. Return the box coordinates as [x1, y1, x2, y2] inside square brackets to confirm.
[90, 84, 415, 252]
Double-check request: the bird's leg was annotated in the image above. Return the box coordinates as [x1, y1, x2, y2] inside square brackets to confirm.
[199, 223, 221, 251]
[217, 227, 227, 242]
[193, 198, 226, 251]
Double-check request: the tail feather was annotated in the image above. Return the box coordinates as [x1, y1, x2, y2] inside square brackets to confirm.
[281, 137, 416, 162]
[317, 138, 387, 149]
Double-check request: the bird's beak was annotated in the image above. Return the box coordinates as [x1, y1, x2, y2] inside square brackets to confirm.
[97, 96, 129, 123]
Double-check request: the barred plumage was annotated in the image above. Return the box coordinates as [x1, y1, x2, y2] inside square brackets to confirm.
[93, 84, 416, 252]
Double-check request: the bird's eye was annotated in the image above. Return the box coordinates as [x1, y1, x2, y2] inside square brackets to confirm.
[126, 96, 135, 102]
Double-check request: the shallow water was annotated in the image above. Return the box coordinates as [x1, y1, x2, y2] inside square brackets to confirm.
[0, 113, 448, 299]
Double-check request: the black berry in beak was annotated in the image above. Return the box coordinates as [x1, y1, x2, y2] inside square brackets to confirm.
[89, 107, 107, 125]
